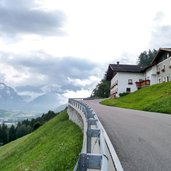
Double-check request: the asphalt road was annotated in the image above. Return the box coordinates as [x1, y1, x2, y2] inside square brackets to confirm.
[84, 100, 171, 171]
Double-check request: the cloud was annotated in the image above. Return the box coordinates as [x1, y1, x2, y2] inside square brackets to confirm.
[150, 25, 171, 48]
[153, 11, 165, 23]
[0, 0, 65, 36]
[149, 12, 171, 49]
[15, 85, 44, 93]
[67, 76, 100, 87]
[0, 52, 102, 100]
[0, 73, 5, 82]
[62, 89, 91, 99]
[3, 52, 98, 82]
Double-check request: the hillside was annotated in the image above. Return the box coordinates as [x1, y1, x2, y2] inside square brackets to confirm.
[101, 82, 171, 114]
[0, 110, 83, 171]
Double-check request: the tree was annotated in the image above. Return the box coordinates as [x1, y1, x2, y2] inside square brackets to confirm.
[0, 109, 59, 146]
[91, 79, 110, 98]
[8, 125, 16, 142]
[137, 49, 157, 68]
[33, 121, 41, 130]
[0, 125, 3, 145]
[0, 124, 8, 144]
[91, 71, 110, 98]
[16, 125, 28, 138]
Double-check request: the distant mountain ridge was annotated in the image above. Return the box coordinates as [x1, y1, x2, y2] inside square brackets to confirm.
[0, 83, 25, 110]
[0, 83, 65, 113]
[28, 92, 61, 112]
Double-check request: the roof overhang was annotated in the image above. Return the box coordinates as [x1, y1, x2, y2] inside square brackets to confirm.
[106, 64, 115, 81]
[152, 48, 171, 65]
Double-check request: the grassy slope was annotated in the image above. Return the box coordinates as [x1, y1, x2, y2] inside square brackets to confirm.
[0, 110, 83, 171]
[101, 82, 171, 114]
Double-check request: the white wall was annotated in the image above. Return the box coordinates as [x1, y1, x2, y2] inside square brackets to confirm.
[111, 72, 144, 97]
[156, 56, 171, 83]
[145, 66, 157, 85]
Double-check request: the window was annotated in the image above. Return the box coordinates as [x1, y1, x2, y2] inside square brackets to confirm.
[126, 88, 131, 93]
[157, 68, 160, 74]
[167, 76, 169, 82]
[128, 79, 133, 85]
[162, 65, 165, 72]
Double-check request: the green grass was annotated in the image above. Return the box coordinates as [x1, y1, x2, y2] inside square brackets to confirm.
[101, 82, 171, 114]
[0, 110, 83, 171]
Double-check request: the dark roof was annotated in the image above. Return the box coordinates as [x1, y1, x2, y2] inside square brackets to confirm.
[110, 64, 143, 72]
[141, 64, 153, 72]
[152, 48, 171, 65]
[106, 64, 144, 81]
[159, 48, 171, 51]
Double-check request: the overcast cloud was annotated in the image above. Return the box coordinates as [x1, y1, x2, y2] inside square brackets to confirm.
[1, 52, 99, 81]
[150, 25, 171, 48]
[0, 0, 65, 36]
[148, 11, 171, 49]
[0, 52, 101, 101]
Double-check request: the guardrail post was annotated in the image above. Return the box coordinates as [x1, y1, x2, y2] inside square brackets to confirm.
[79, 153, 102, 170]
[87, 134, 91, 153]
[88, 118, 97, 126]
[85, 111, 95, 119]
[87, 128, 100, 153]
[78, 153, 87, 171]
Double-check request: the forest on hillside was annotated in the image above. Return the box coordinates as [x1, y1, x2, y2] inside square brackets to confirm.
[0, 110, 58, 146]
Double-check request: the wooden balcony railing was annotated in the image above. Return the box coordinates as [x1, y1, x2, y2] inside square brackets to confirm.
[135, 80, 150, 89]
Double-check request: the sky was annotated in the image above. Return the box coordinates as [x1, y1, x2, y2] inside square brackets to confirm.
[0, 0, 171, 104]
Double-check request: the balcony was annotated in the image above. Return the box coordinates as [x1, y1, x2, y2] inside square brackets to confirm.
[110, 84, 114, 89]
[110, 81, 118, 89]
[135, 80, 150, 89]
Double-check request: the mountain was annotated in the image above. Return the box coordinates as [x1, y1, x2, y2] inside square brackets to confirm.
[28, 92, 62, 112]
[0, 83, 66, 113]
[54, 103, 67, 113]
[0, 83, 25, 110]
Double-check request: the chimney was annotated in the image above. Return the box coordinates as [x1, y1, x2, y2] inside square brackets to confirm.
[117, 61, 119, 65]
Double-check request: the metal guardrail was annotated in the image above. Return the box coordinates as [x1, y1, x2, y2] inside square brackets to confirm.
[68, 99, 124, 171]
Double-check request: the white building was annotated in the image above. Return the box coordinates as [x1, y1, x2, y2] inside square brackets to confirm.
[106, 48, 171, 97]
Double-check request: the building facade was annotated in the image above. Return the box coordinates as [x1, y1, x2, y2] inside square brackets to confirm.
[106, 48, 171, 97]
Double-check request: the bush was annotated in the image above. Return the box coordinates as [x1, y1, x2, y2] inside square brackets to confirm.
[33, 121, 41, 130]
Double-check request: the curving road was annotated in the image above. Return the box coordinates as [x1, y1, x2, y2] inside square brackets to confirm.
[84, 100, 171, 171]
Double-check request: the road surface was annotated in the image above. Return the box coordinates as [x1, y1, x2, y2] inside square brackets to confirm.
[84, 100, 171, 171]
